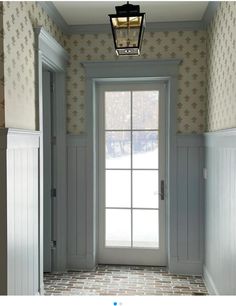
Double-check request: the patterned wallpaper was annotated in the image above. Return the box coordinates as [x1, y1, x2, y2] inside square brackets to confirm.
[3, 1, 66, 130]
[3, 2, 234, 134]
[207, 2, 236, 131]
[66, 30, 207, 135]
[1, 1, 208, 134]
[0, 2, 4, 128]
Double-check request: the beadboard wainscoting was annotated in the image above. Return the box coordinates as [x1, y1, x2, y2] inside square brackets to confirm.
[204, 129, 236, 295]
[0, 129, 7, 295]
[67, 134, 204, 274]
[169, 134, 204, 275]
[0, 129, 40, 295]
[67, 135, 90, 269]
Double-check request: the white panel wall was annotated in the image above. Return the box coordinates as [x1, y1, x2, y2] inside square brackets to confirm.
[169, 135, 204, 275]
[204, 130, 236, 295]
[67, 134, 205, 274]
[0, 129, 39, 295]
[0, 130, 7, 294]
[67, 136, 88, 269]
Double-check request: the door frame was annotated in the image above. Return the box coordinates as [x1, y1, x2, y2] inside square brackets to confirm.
[97, 81, 167, 266]
[82, 59, 181, 270]
[42, 70, 53, 273]
[35, 27, 68, 294]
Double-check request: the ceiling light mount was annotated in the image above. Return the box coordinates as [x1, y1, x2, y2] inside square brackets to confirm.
[109, 1, 146, 56]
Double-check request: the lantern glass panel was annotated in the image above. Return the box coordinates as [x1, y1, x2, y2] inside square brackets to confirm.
[115, 28, 140, 47]
[111, 16, 143, 48]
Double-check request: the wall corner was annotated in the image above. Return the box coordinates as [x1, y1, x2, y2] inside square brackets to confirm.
[0, 2, 5, 129]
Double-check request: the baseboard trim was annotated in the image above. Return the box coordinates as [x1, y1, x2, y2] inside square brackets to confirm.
[203, 265, 218, 295]
[39, 282, 44, 295]
[169, 258, 203, 275]
[67, 255, 96, 271]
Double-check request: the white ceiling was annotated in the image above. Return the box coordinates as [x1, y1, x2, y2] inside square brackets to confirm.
[53, 1, 209, 26]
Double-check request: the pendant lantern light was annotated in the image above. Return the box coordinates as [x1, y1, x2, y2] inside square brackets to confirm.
[109, 1, 146, 56]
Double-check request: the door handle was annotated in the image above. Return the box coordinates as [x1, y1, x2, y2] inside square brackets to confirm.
[159, 180, 165, 200]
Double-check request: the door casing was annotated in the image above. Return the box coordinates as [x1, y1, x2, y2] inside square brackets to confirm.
[97, 81, 167, 266]
[42, 70, 52, 273]
[35, 27, 68, 294]
[82, 60, 180, 271]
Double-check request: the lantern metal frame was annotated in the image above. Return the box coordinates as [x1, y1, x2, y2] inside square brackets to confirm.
[109, 1, 146, 56]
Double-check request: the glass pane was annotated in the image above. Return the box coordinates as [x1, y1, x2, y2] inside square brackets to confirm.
[106, 131, 131, 169]
[133, 170, 159, 208]
[133, 210, 159, 248]
[106, 209, 131, 247]
[132, 131, 158, 169]
[106, 170, 131, 208]
[105, 91, 131, 130]
[132, 91, 159, 129]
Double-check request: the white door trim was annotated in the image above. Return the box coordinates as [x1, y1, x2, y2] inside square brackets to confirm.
[97, 81, 167, 266]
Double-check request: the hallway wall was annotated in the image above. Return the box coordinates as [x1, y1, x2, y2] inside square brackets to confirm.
[0, 2, 67, 295]
[204, 130, 236, 294]
[0, 3, 4, 128]
[66, 30, 207, 135]
[2, 1, 66, 130]
[64, 23, 207, 274]
[2, 0, 236, 295]
[204, 2, 236, 295]
[1, 2, 208, 135]
[0, 129, 40, 295]
[206, 2, 236, 131]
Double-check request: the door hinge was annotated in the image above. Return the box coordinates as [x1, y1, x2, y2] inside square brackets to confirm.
[50, 80, 55, 93]
[203, 168, 208, 180]
[51, 188, 56, 198]
[51, 136, 56, 145]
[50, 240, 56, 250]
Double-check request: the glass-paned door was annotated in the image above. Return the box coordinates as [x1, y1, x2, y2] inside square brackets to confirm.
[98, 82, 166, 266]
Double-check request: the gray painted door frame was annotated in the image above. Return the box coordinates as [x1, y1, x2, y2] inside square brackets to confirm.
[42, 70, 52, 272]
[82, 60, 180, 270]
[97, 81, 167, 266]
[35, 27, 69, 293]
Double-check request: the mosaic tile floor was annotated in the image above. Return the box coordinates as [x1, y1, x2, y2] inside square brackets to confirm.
[44, 265, 208, 295]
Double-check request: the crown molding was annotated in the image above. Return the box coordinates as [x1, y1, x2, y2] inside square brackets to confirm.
[69, 23, 110, 34]
[38, 1, 220, 35]
[37, 1, 69, 34]
[69, 20, 205, 34]
[146, 20, 205, 32]
[202, 1, 220, 25]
